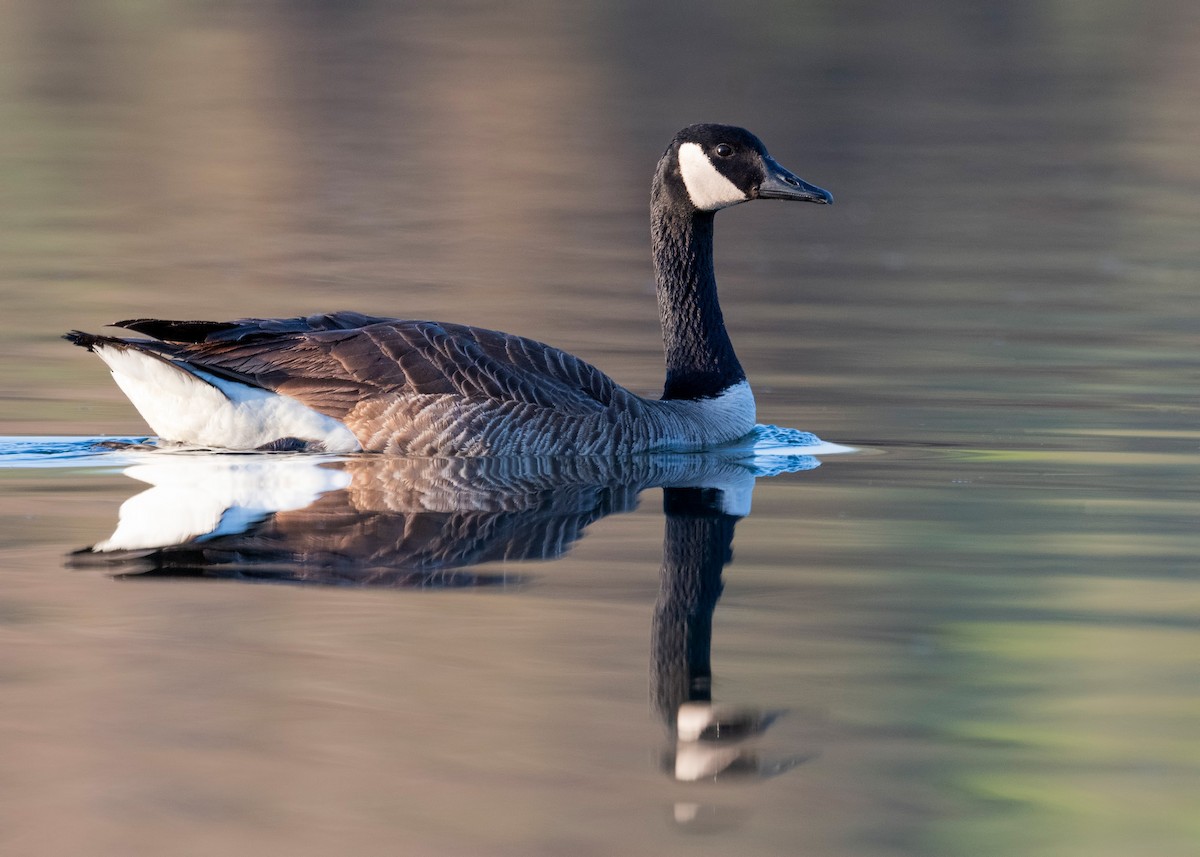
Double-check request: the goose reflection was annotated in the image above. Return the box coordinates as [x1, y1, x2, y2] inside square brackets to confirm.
[71, 444, 834, 782]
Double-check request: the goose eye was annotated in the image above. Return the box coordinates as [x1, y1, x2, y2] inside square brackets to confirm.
[714, 143, 733, 158]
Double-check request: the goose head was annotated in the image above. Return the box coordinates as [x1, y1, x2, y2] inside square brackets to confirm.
[659, 124, 833, 214]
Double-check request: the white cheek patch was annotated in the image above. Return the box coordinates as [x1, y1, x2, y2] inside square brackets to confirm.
[678, 142, 748, 211]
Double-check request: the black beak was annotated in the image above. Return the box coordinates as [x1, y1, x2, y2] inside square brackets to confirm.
[756, 157, 833, 204]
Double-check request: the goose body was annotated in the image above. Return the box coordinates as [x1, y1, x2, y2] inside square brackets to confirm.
[66, 125, 831, 455]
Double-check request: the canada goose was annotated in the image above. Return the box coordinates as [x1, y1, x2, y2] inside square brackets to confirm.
[65, 124, 832, 455]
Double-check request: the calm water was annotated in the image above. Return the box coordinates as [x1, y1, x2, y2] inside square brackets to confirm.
[1, 2, 1198, 856]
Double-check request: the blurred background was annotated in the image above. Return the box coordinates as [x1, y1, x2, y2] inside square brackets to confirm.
[0, 2, 1197, 856]
[2, 0, 1196, 443]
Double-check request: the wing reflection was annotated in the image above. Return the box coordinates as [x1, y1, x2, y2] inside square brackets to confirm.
[70, 453, 797, 584]
[70, 449, 824, 782]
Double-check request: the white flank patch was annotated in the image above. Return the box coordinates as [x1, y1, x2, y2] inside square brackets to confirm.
[93, 458, 352, 551]
[677, 142, 747, 211]
[93, 345, 361, 452]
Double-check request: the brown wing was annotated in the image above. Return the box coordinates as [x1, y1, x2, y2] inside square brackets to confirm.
[113, 313, 632, 421]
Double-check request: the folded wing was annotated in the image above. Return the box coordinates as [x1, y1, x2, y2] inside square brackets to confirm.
[112, 312, 633, 422]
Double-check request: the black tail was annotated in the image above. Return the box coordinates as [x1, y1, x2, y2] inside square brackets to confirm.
[64, 329, 181, 360]
[114, 318, 240, 343]
[63, 330, 113, 352]
[67, 319, 233, 350]
[66, 326, 271, 393]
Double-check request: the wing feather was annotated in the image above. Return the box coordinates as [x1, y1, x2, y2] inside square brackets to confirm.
[118, 315, 632, 422]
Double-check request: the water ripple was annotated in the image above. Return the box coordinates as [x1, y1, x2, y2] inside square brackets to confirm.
[0, 436, 153, 468]
[0, 426, 852, 473]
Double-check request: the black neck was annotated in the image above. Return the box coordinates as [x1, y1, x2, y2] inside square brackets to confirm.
[651, 194, 745, 401]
